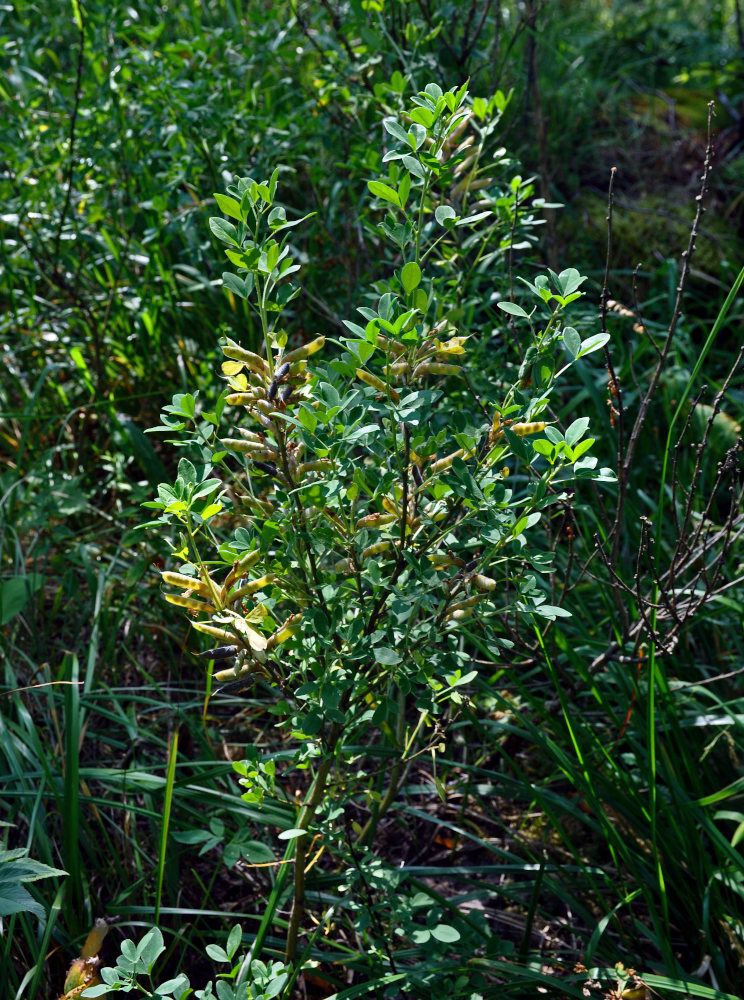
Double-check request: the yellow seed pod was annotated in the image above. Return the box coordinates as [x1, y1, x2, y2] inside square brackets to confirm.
[255, 398, 280, 416]
[472, 574, 497, 592]
[214, 660, 268, 682]
[449, 594, 483, 612]
[222, 551, 262, 596]
[510, 421, 547, 436]
[453, 151, 478, 177]
[164, 593, 214, 614]
[162, 572, 213, 598]
[221, 438, 278, 459]
[267, 613, 303, 650]
[357, 512, 396, 529]
[356, 368, 401, 403]
[376, 334, 407, 356]
[297, 459, 332, 475]
[428, 553, 465, 568]
[412, 361, 461, 378]
[381, 496, 401, 517]
[448, 607, 474, 621]
[334, 557, 354, 574]
[423, 502, 448, 521]
[226, 391, 263, 405]
[222, 340, 271, 376]
[281, 335, 325, 366]
[191, 622, 236, 642]
[429, 447, 472, 476]
[227, 574, 276, 604]
[362, 540, 392, 560]
[237, 428, 268, 443]
[387, 360, 410, 376]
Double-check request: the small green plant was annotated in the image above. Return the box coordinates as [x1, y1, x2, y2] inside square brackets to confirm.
[141, 81, 613, 990]
[82, 924, 288, 999]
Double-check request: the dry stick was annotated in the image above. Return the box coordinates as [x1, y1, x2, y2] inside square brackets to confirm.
[523, 0, 557, 272]
[618, 105, 716, 516]
[600, 168, 627, 567]
[286, 718, 344, 963]
[53, 11, 85, 263]
[460, 0, 496, 66]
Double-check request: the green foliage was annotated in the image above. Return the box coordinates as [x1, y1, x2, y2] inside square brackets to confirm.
[141, 82, 615, 992]
[0, 845, 66, 919]
[2, 2, 743, 998]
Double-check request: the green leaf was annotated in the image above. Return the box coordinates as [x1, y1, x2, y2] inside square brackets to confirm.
[374, 647, 401, 665]
[430, 923, 460, 943]
[383, 117, 409, 144]
[578, 333, 610, 357]
[205, 944, 230, 963]
[368, 180, 401, 207]
[562, 326, 581, 358]
[497, 301, 528, 318]
[209, 217, 240, 247]
[214, 193, 243, 222]
[278, 828, 308, 840]
[409, 106, 434, 128]
[222, 272, 248, 299]
[435, 205, 456, 226]
[565, 417, 590, 447]
[400, 261, 421, 293]
[0, 574, 44, 626]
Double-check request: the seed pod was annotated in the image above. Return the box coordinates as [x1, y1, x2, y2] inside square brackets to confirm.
[448, 607, 474, 621]
[255, 398, 280, 417]
[221, 550, 261, 595]
[362, 540, 392, 560]
[279, 384, 293, 404]
[267, 380, 278, 401]
[412, 361, 461, 378]
[357, 512, 396, 529]
[162, 572, 213, 597]
[376, 334, 407, 356]
[226, 391, 263, 405]
[356, 368, 401, 404]
[281, 335, 325, 366]
[191, 622, 236, 642]
[411, 464, 424, 488]
[297, 459, 332, 475]
[387, 360, 410, 376]
[227, 574, 277, 603]
[449, 594, 483, 612]
[252, 459, 280, 478]
[453, 151, 478, 177]
[237, 428, 267, 444]
[214, 660, 268, 682]
[452, 135, 475, 157]
[429, 447, 474, 476]
[199, 644, 239, 660]
[274, 361, 291, 381]
[222, 438, 278, 458]
[472, 574, 497, 592]
[428, 553, 465, 568]
[267, 613, 303, 650]
[222, 339, 271, 377]
[510, 421, 547, 436]
[164, 593, 214, 614]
